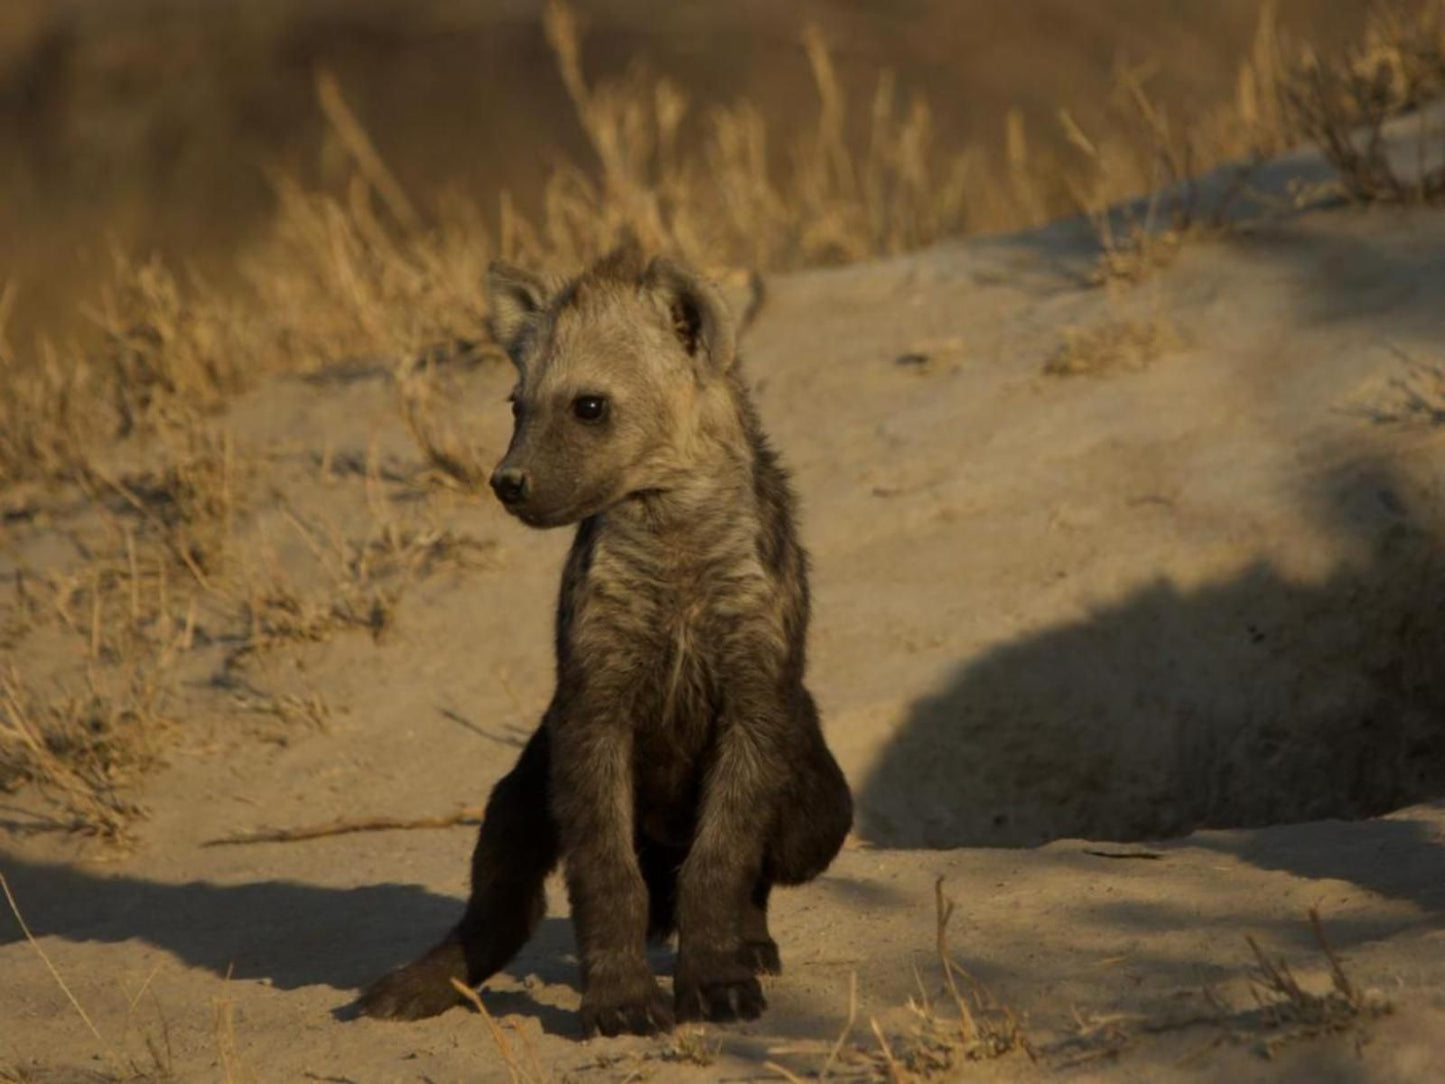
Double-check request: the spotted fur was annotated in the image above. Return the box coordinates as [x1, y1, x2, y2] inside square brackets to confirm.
[358, 246, 852, 1036]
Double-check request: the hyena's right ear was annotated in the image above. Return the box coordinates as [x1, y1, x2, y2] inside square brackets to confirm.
[486, 262, 551, 367]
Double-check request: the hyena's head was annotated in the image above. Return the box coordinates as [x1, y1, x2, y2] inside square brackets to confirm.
[484, 246, 739, 528]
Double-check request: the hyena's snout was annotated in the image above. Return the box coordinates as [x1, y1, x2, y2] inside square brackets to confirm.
[490, 466, 531, 507]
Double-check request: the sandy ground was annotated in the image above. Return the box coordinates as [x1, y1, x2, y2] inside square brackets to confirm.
[5, 158, 1445, 1079]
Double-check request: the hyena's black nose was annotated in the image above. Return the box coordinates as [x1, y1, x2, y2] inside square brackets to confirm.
[490, 467, 531, 506]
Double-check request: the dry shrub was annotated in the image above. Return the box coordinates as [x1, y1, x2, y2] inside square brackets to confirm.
[1060, 3, 1309, 288]
[1282, 0, 1445, 202]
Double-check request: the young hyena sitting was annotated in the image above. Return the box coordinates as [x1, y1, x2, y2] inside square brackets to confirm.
[358, 246, 852, 1036]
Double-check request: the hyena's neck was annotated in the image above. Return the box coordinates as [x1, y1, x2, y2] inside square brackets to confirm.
[599, 413, 767, 560]
[611, 453, 760, 545]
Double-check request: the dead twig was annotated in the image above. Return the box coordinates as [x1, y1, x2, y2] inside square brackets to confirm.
[202, 807, 485, 846]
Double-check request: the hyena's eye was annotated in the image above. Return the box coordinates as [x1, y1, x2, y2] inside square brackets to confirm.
[572, 395, 607, 423]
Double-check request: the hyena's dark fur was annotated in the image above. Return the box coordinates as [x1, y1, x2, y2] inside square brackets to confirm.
[358, 246, 852, 1036]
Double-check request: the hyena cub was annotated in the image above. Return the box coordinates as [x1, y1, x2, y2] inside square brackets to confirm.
[359, 246, 852, 1036]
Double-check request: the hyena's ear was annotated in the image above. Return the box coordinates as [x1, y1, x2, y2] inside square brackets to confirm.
[486, 262, 551, 365]
[643, 257, 736, 374]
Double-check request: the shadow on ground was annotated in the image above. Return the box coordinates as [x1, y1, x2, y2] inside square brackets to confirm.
[858, 454, 1445, 872]
[0, 853, 579, 1031]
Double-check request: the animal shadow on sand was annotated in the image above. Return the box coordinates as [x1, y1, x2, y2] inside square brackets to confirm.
[0, 853, 580, 1034]
[858, 454, 1445, 915]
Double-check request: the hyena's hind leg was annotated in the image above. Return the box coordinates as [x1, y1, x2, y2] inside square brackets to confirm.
[769, 689, 852, 887]
[739, 877, 782, 975]
[749, 689, 852, 979]
[358, 726, 558, 1020]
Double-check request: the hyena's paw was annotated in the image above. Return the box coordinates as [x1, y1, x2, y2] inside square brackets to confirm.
[580, 975, 675, 1037]
[356, 960, 466, 1021]
[738, 938, 782, 976]
[675, 961, 766, 1023]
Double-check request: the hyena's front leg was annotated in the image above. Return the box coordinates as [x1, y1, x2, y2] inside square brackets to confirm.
[674, 695, 785, 1022]
[553, 715, 674, 1037]
[359, 724, 557, 1020]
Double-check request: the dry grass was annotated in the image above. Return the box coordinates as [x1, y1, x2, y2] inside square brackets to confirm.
[0, 665, 165, 841]
[0, 396, 498, 836]
[1059, 3, 1298, 288]
[1047, 908, 1390, 1068]
[1242, 909, 1391, 1058]
[769, 879, 1029, 1082]
[1, 871, 179, 1081]
[2, 1, 1412, 489]
[875, 880, 1032, 1078]
[1072, 0, 1445, 286]
[1045, 315, 1184, 377]
[212, 991, 254, 1084]
[398, 369, 493, 493]
[451, 978, 553, 1084]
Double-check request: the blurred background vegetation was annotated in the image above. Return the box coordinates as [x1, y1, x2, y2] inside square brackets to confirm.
[0, 0, 1370, 348]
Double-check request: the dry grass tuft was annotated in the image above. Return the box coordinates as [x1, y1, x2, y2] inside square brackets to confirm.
[85, 255, 256, 437]
[535, 2, 1006, 272]
[102, 424, 242, 581]
[1045, 315, 1183, 377]
[1243, 908, 1391, 1059]
[875, 879, 1032, 1077]
[662, 1026, 723, 1067]
[0, 665, 166, 841]
[770, 879, 1029, 1082]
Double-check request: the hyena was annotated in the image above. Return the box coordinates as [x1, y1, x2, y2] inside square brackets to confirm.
[358, 245, 852, 1036]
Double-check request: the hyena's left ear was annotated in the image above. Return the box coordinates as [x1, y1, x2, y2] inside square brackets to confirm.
[643, 257, 736, 374]
[486, 262, 551, 366]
